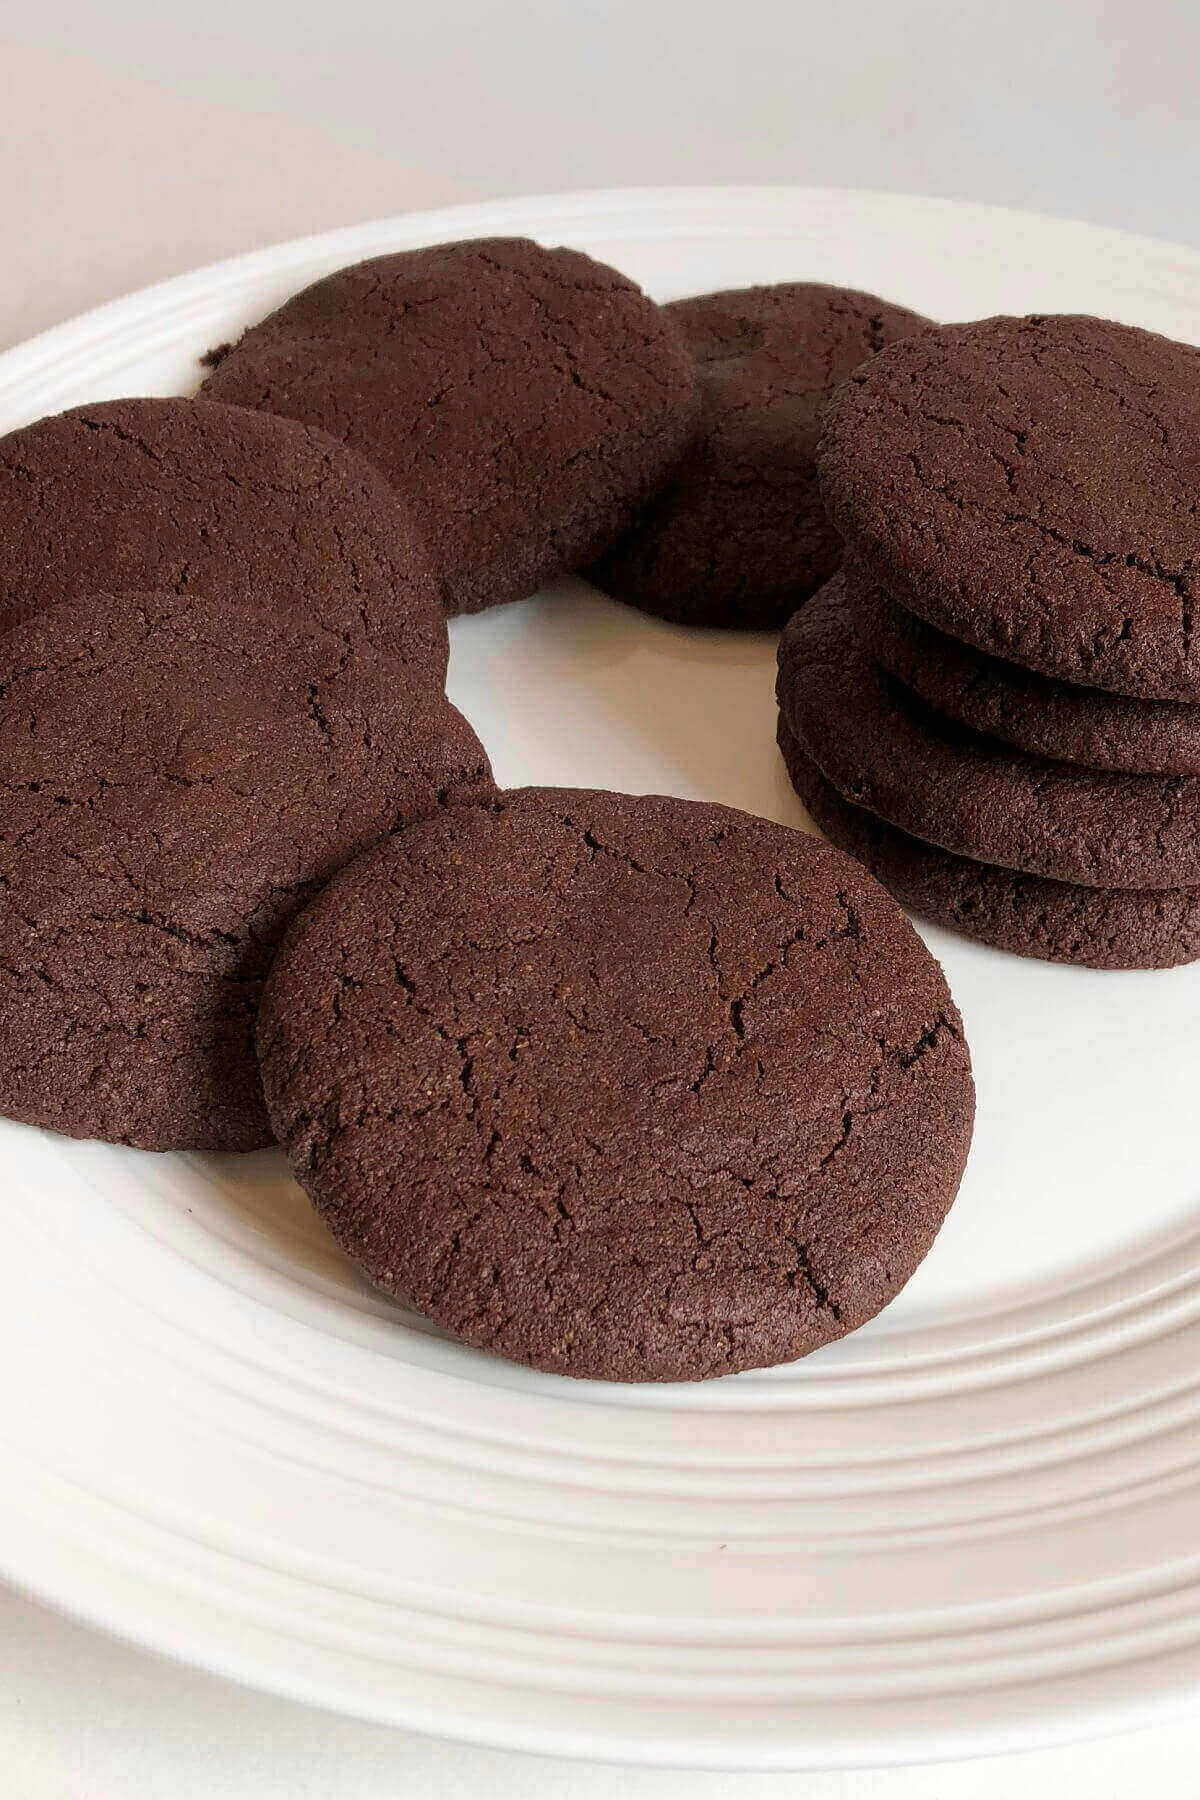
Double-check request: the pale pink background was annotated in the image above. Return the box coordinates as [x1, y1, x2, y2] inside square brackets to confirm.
[0, 43, 467, 352]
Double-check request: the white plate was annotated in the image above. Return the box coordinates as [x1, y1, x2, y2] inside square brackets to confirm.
[3, 187, 1200, 1771]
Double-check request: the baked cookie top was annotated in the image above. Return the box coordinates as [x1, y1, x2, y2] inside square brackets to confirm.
[202, 238, 701, 615]
[257, 787, 974, 1382]
[819, 314, 1200, 699]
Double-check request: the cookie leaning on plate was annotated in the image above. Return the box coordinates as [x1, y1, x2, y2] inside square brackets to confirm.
[818, 314, 1200, 701]
[257, 788, 975, 1383]
[0, 397, 449, 680]
[0, 590, 493, 1153]
[200, 238, 701, 617]
[588, 282, 928, 629]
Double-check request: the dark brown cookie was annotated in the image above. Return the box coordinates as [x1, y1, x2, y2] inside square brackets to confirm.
[819, 314, 1200, 700]
[0, 590, 493, 1153]
[857, 567, 1200, 774]
[0, 397, 447, 678]
[587, 283, 927, 629]
[257, 788, 974, 1383]
[200, 238, 701, 617]
[779, 720, 1200, 970]
[776, 573, 1200, 889]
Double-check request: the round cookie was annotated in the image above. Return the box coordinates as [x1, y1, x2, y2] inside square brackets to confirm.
[586, 283, 927, 629]
[779, 721, 1200, 971]
[200, 237, 701, 617]
[776, 573, 1200, 890]
[819, 314, 1200, 700]
[0, 397, 447, 677]
[857, 567, 1200, 774]
[0, 590, 493, 1153]
[257, 788, 974, 1383]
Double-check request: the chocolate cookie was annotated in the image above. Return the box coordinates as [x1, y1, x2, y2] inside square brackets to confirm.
[858, 568, 1200, 774]
[0, 590, 493, 1152]
[780, 721, 1200, 970]
[0, 397, 447, 677]
[200, 238, 701, 616]
[257, 788, 974, 1383]
[819, 314, 1200, 700]
[776, 574, 1200, 889]
[587, 283, 926, 629]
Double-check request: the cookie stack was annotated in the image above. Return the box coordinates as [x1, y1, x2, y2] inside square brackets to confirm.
[778, 313, 1200, 970]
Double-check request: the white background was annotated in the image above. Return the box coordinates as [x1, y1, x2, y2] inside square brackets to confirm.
[3, 4, 1200, 1794]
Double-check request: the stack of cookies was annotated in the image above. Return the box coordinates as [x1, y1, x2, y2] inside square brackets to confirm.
[777, 313, 1200, 970]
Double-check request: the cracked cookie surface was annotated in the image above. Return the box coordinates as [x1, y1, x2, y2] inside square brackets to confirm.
[200, 238, 701, 616]
[778, 573, 1200, 888]
[818, 314, 1200, 699]
[0, 589, 493, 1152]
[780, 721, 1200, 970]
[256, 788, 974, 1382]
[857, 566, 1200, 774]
[587, 282, 927, 629]
[0, 396, 448, 679]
